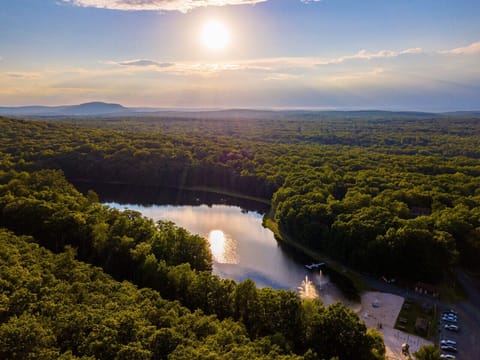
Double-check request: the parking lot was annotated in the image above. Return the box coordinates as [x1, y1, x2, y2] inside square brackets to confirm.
[438, 303, 480, 360]
[358, 269, 480, 359]
[439, 309, 460, 358]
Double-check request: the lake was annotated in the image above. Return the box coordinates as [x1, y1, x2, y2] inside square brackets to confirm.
[74, 182, 350, 305]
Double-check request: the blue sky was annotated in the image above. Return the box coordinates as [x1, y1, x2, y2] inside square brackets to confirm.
[1, 0, 479, 110]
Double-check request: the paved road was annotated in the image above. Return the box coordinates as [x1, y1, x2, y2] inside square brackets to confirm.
[362, 273, 441, 306]
[443, 271, 480, 360]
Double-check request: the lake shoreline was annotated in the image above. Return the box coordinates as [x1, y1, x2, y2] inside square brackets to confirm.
[263, 208, 366, 301]
[71, 180, 271, 212]
[79, 178, 362, 301]
[70, 179, 271, 205]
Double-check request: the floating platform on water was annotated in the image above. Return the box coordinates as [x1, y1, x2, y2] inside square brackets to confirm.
[305, 262, 326, 270]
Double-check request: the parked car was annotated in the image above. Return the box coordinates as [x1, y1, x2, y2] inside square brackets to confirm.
[440, 339, 457, 347]
[444, 324, 459, 332]
[442, 312, 458, 319]
[441, 316, 458, 323]
[440, 345, 457, 353]
[442, 313, 457, 319]
[442, 311, 458, 316]
[440, 354, 456, 359]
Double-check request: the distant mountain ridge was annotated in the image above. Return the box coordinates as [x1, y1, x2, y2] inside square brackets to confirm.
[1, 102, 479, 118]
[0, 102, 129, 116]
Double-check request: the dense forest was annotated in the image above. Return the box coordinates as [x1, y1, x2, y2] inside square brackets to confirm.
[0, 163, 383, 359]
[1, 113, 480, 358]
[2, 114, 480, 280]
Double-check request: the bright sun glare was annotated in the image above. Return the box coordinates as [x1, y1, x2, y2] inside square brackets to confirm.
[208, 229, 237, 264]
[201, 20, 230, 51]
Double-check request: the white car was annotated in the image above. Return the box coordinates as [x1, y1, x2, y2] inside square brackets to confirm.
[440, 345, 457, 353]
[442, 316, 458, 323]
[443, 312, 458, 317]
[440, 339, 457, 346]
[444, 324, 459, 332]
[440, 354, 456, 359]
[442, 312, 458, 317]
[442, 313, 458, 319]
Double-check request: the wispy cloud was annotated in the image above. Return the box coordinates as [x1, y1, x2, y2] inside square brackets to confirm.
[2, 41, 478, 108]
[101, 46, 423, 78]
[264, 73, 303, 81]
[117, 59, 175, 68]
[324, 67, 386, 83]
[62, 0, 268, 13]
[6, 72, 41, 79]
[105, 58, 264, 76]
[440, 41, 480, 55]
[316, 47, 422, 65]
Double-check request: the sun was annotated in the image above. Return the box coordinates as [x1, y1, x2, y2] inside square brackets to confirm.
[201, 20, 230, 51]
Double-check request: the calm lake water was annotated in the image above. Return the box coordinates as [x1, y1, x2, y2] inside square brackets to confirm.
[105, 201, 348, 305]
[74, 181, 349, 304]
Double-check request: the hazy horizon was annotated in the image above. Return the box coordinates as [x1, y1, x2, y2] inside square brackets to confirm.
[2, 101, 480, 114]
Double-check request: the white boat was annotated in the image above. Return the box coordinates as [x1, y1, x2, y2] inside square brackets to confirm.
[305, 262, 325, 270]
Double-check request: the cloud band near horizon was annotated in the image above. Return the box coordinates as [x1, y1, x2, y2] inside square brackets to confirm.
[62, 0, 270, 12]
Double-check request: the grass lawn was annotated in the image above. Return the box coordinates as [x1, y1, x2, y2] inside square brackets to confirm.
[394, 299, 438, 341]
[437, 279, 468, 303]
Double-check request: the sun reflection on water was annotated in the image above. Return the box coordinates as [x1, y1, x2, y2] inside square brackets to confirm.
[208, 229, 238, 264]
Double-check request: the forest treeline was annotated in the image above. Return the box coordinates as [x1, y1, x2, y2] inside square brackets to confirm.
[0, 166, 384, 359]
[1, 116, 480, 281]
